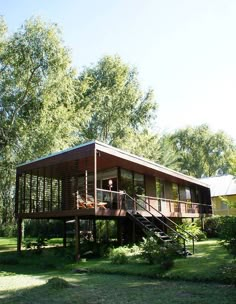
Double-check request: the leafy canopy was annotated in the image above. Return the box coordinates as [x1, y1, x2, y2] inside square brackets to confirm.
[169, 124, 236, 177]
[76, 55, 157, 144]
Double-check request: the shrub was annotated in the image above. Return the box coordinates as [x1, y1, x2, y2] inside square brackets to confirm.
[177, 220, 206, 241]
[140, 235, 178, 270]
[203, 216, 222, 238]
[108, 244, 141, 264]
[23, 237, 47, 254]
[218, 216, 236, 258]
[109, 246, 130, 264]
[46, 277, 70, 289]
[0, 223, 17, 237]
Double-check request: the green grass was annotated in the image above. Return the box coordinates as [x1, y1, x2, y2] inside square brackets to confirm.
[0, 237, 235, 304]
[0, 273, 235, 304]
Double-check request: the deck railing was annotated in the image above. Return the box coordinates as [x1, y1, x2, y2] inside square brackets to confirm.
[137, 195, 212, 215]
[96, 189, 211, 216]
[96, 188, 125, 210]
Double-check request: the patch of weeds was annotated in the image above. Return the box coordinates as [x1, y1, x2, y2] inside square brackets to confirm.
[46, 277, 70, 289]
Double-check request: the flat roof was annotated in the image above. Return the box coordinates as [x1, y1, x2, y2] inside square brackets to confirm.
[17, 140, 209, 188]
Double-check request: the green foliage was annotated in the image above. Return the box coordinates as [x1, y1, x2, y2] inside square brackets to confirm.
[113, 130, 180, 169]
[23, 237, 47, 254]
[176, 220, 206, 241]
[0, 222, 17, 237]
[218, 216, 236, 258]
[77, 55, 157, 144]
[140, 236, 177, 269]
[109, 246, 130, 264]
[108, 244, 141, 264]
[169, 124, 236, 177]
[46, 277, 70, 289]
[203, 216, 222, 238]
[96, 220, 117, 242]
[24, 219, 64, 238]
[0, 17, 78, 225]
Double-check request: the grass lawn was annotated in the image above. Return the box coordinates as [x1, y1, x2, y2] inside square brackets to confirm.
[0, 237, 235, 304]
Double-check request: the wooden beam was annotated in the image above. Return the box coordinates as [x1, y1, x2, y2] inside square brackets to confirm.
[63, 219, 67, 248]
[85, 170, 88, 202]
[117, 219, 122, 245]
[93, 219, 97, 243]
[17, 218, 22, 255]
[75, 216, 80, 261]
[15, 173, 19, 215]
[43, 168, 46, 212]
[29, 171, 32, 213]
[23, 173, 26, 213]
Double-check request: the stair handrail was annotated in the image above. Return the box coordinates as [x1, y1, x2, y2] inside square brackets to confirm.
[124, 192, 188, 252]
[136, 194, 196, 253]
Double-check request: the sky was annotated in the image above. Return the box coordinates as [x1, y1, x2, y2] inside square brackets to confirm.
[1, 0, 236, 141]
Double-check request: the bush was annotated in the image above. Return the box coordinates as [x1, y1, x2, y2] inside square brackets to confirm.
[109, 246, 130, 264]
[218, 216, 236, 258]
[176, 220, 206, 241]
[46, 277, 70, 289]
[140, 236, 178, 270]
[108, 244, 141, 264]
[0, 223, 17, 237]
[203, 216, 222, 238]
[23, 237, 47, 254]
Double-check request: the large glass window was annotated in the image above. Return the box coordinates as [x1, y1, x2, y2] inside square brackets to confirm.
[120, 169, 133, 195]
[134, 173, 145, 195]
[172, 183, 179, 200]
[156, 179, 164, 198]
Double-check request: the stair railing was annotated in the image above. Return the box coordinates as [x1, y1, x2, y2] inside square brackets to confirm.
[124, 192, 189, 253]
[136, 194, 196, 254]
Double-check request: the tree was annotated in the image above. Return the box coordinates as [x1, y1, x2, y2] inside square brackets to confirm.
[76, 55, 157, 144]
[0, 17, 79, 224]
[113, 129, 180, 170]
[169, 124, 236, 178]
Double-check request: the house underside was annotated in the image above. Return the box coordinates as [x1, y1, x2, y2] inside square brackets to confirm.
[15, 141, 212, 256]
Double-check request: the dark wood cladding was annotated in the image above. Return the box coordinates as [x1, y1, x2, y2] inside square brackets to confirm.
[15, 141, 211, 221]
[17, 143, 95, 177]
[97, 151, 194, 187]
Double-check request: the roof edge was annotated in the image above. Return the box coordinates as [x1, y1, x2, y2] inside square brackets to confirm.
[16, 140, 96, 168]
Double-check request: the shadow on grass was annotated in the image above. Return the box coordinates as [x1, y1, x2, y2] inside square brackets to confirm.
[0, 246, 76, 276]
[0, 239, 234, 285]
[0, 273, 236, 304]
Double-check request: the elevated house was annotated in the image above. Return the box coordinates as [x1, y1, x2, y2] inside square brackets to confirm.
[201, 175, 236, 216]
[15, 141, 212, 256]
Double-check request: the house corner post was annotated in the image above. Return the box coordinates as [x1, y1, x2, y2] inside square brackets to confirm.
[94, 146, 97, 212]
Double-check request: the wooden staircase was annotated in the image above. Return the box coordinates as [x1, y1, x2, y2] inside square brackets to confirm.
[124, 194, 196, 255]
[127, 211, 173, 244]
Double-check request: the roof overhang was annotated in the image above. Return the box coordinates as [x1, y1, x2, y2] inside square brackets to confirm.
[16, 140, 209, 188]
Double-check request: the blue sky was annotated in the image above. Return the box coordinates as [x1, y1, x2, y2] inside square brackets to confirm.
[1, 0, 236, 141]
